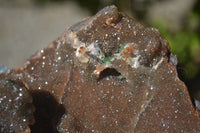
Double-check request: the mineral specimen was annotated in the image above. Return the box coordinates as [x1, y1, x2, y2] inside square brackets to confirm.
[0, 5, 199, 133]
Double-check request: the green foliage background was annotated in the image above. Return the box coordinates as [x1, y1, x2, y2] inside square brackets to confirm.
[152, 12, 200, 80]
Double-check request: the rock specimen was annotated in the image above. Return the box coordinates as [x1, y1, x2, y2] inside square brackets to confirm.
[0, 5, 200, 132]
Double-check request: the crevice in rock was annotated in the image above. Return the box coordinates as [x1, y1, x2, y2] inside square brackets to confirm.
[97, 68, 125, 81]
[30, 90, 65, 133]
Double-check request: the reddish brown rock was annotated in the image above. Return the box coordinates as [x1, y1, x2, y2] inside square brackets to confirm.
[0, 5, 200, 132]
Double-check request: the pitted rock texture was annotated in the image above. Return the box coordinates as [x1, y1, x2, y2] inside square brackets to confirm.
[0, 5, 199, 132]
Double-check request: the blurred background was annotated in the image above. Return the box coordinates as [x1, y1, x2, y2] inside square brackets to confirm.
[0, 0, 200, 100]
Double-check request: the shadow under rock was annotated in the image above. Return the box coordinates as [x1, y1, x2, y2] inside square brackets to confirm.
[30, 90, 65, 133]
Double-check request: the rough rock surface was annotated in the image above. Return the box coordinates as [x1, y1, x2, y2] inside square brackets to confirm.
[0, 77, 35, 133]
[0, 5, 200, 132]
